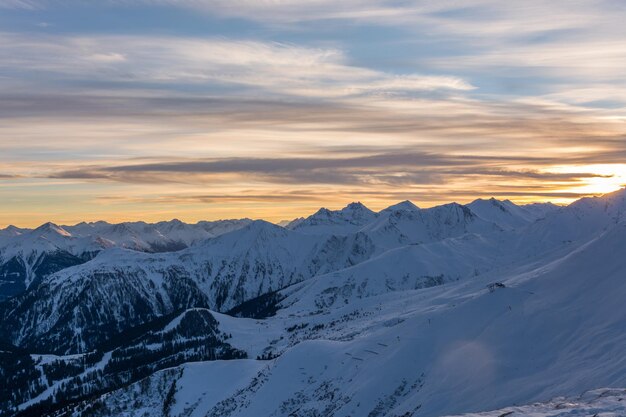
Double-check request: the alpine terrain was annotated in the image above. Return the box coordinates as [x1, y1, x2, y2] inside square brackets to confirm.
[1, 190, 625, 417]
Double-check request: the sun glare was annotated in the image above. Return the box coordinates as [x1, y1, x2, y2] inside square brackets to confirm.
[551, 164, 626, 196]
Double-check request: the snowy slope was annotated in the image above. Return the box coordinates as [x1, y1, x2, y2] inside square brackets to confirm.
[0, 198, 551, 302]
[2, 192, 621, 354]
[209, 222, 626, 416]
[380, 200, 420, 213]
[62, 218, 252, 251]
[443, 388, 626, 416]
[514, 187, 626, 257]
[279, 233, 502, 312]
[9, 307, 247, 412]
[39, 215, 626, 417]
[0, 217, 252, 259]
[519, 201, 560, 219]
[224, 221, 626, 417]
[0, 225, 25, 238]
[0, 222, 102, 261]
[0, 221, 320, 353]
[358, 202, 501, 250]
[61, 360, 267, 417]
[0, 218, 251, 301]
[0, 221, 379, 353]
[4, 190, 626, 417]
[468, 198, 545, 229]
[0, 223, 105, 300]
[287, 202, 378, 235]
[54, 219, 626, 416]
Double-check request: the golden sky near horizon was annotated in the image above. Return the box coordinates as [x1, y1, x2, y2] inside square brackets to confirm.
[1, 1, 626, 228]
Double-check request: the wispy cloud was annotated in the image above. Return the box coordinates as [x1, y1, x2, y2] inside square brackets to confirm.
[0, 33, 472, 100]
[1, 1, 626, 226]
[44, 152, 618, 190]
[0, 0, 39, 9]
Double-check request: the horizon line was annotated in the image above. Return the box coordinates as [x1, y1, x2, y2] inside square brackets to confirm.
[4, 188, 624, 230]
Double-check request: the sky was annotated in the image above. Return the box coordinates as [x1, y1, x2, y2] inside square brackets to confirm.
[1, 0, 626, 227]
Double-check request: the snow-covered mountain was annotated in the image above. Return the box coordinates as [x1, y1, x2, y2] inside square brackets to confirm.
[380, 199, 420, 213]
[513, 187, 626, 257]
[443, 389, 626, 417]
[42, 215, 625, 417]
[0, 218, 251, 301]
[518, 201, 561, 219]
[467, 198, 557, 230]
[286, 201, 378, 235]
[0, 204, 503, 354]
[0, 220, 384, 353]
[0, 223, 103, 301]
[360, 202, 501, 250]
[1, 190, 626, 417]
[61, 218, 254, 251]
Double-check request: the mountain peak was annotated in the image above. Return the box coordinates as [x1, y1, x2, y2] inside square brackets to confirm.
[111, 223, 135, 234]
[0, 225, 23, 237]
[276, 219, 295, 227]
[569, 187, 626, 212]
[204, 219, 290, 248]
[312, 207, 333, 217]
[601, 186, 626, 202]
[381, 200, 420, 213]
[241, 219, 287, 236]
[342, 201, 369, 211]
[287, 202, 377, 234]
[33, 222, 72, 237]
[156, 218, 187, 231]
[340, 202, 376, 217]
[469, 197, 512, 213]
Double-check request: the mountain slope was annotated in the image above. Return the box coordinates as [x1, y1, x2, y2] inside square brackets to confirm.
[287, 202, 378, 235]
[280, 233, 502, 311]
[51, 221, 626, 417]
[0, 221, 377, 353]
[359, 202, 501, 250]
[63, 218, 252, 252]
[0, 223, 103, 301]
[4, 308, 248, 414]
[3, 190, 626, 417]
[468, 198, 545, 229]
[443, 389, 626, 417]
[0, 218, 252, 301]
[515, 187, 626, 257]
[380, 200, 420, 213]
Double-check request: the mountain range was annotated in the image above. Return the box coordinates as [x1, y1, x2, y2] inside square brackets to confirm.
[1, 190, 625, 417]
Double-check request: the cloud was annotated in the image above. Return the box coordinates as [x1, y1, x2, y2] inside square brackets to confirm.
[116, 0, 618, 35]
[2, 1, 626, 225]
[102, 0, 625, 59]
[89, 187, 592, 214]
[46, 153, 618, 190]
[0, 0, 428, 22]
[0, 33, 472, 100]
[0, 0, 39, 9]
[95, 190, 327, 205]
[431, 40, 626, 81]
[457, 169, 614, 181]
[46, 153, 461, 186]
[1, 88, 623, 147]
[87, 52, 126, 63]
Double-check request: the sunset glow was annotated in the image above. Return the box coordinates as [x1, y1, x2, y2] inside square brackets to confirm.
[550, 164, 626, 197]
[1, 1, 626, 227]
